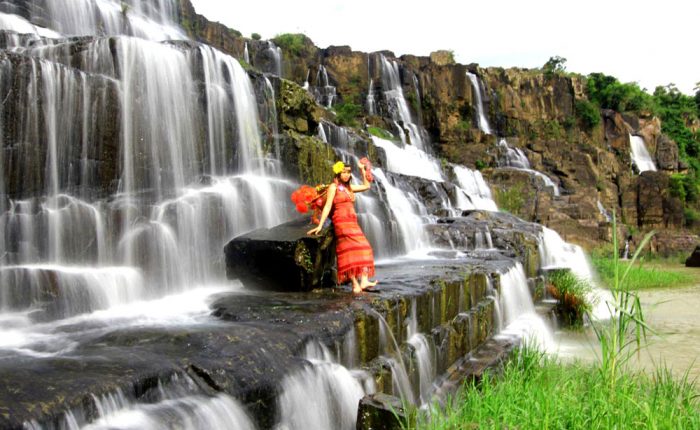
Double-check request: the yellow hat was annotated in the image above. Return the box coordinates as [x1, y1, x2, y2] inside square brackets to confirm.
[332, 161, 345, 175]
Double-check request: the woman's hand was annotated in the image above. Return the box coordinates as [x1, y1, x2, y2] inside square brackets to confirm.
[358, 162, 366, 172]
[307, 225, 322, 236]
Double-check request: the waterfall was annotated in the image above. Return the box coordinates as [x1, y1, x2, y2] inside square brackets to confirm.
[28, 375, 257, 430]
[366, 79, 376, 116]
[276, 341, 374, 430]
[373, 169, 428, 255]
[406, 299, 436, 404]
[0, 3, 295, 342]
[379, 55, 429, 151]
[496, 263, 553, 350]
[498, 139, 560, 196]
[267, 41, 282, 76]
[629, 134, 657, 172]
[466, 72, 491, 134]
[597, 200, 612, 222]
[452, 166, 498, 211]
[370, 136, 443, 181]
[4, 0, 186, 41]
[312, 65, 337, 108]
[243, 42, 250, 63]
[0, 12, 61, 38]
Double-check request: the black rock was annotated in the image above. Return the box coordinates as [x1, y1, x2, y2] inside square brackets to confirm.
[685, 245, 700, 267]
[224, 218, 336, 291]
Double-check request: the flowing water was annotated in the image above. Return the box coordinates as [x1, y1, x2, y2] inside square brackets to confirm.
[629, 134, 657, 172]
[498, 139, 560, 196]
[466, 72, 491, 135]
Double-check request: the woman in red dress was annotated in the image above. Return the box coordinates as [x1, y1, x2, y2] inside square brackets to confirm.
[307, 161, 378, 293]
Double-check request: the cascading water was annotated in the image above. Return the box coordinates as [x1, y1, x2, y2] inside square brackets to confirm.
[538, 227, 612, 321]
[452, 165, 498, 211]
[366, 78, 376, 116]
[0, 4, 297, 426]
[27, 374, 257, 430]
[4, 0, 186, 41]
[466, 72, 491, 135]
[379, 54, 429, 151]
[629, 134, 657, 172]
[597, 200, 612, 222]
[495, 263, 554, 350]
[370, 136, 443, 181]
[311, 65, 337, 108]
[267, 41, 282, 77]
[498, 139, 560, 196]
[406, 299, 436, 404]
[372, 169, 429, 255]
[275, 341, 375, 430]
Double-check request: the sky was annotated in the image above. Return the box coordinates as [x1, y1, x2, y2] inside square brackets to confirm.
[189, 0, 699, 95]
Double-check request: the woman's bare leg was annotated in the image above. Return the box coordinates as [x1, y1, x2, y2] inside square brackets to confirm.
[360, 273, 378, 290]
[351, 276, 362, 293]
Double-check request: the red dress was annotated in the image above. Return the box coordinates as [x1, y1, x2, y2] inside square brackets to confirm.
[331, 184, 375, 284]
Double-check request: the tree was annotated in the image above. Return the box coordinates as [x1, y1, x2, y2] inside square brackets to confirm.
[543, 56, 567, 79]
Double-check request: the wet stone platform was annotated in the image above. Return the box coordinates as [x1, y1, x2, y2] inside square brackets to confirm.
[0, 255, 520, 429]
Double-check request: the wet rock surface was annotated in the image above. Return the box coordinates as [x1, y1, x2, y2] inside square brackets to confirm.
[0, 256, 517, 429]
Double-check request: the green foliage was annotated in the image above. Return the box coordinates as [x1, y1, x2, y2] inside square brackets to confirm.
[406, 92, 420, 113]
[586, 73, 655, 113]
[495, 183, 527, 215]
[367, 126, 395, 140]
[273, 33, 310, 56]
[653, 84, 700, 158]
[474, 160, 486, 171]
[575, 99, 601, 130]
[332, 102, 362, 127]
[456, 120, 470, 132]
[669, 172, 699, 203]
[562, 115, 576, 130]
[684, 207, 700, 227]
[538, 119, 564, 140]
[547, 270, 594, 326]
[251, 32, 261, 40]
[542, 55, 567, 79]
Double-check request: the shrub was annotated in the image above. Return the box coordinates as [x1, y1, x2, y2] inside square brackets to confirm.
[273, 33, 310, 56]
[332, 102, 362, 127]
[495, 183, 527, 215]
[251, 32, 261, 40]
[542, 55, 567, 79]
[546, 269, 593, 326]
[575, 99, 600, 130]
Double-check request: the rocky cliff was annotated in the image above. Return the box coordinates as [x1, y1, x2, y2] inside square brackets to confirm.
[17, 0, 693, 254]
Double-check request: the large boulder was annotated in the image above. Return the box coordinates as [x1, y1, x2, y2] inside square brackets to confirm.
[224, 218, 336, 291]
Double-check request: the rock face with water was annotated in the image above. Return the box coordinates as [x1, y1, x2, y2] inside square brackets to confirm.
[224, 218, 337, 291]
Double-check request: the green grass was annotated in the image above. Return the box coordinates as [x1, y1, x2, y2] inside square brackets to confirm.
[592, 257, 695, 290]
[409, 348, 699, 430]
